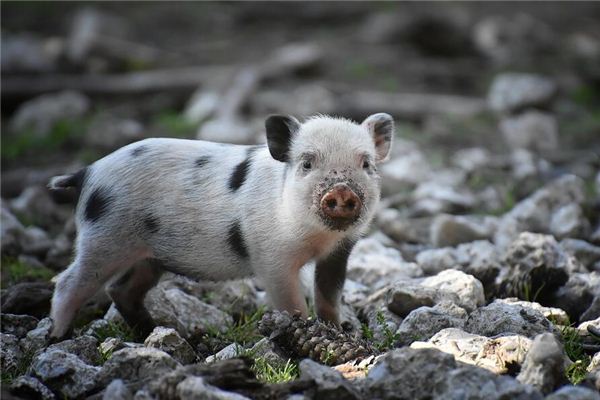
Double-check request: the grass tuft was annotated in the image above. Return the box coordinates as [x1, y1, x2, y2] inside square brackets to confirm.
[91, 320, 136, 344]
[252, 357, 299, 384]
[0, 256, 55, 289]
[556, 322, 592, 385]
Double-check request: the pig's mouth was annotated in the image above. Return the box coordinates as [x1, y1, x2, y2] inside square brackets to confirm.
[314, 178, 365, 231]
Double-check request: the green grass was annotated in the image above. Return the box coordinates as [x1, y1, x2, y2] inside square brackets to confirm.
[0, 256, 55, 289]
[252, 357, 298, 384]
[1, 117, 88, 162]
[557, 322, 593, 385]
[90, 320, 136, 344]
[204, 307, 265, 348]
[362, 310, 400, 351]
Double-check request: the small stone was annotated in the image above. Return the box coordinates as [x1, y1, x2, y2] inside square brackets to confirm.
[1, 281, 54, 319]
[412, 181, 476, 215]
[500, 111, 558, 152]
[1, 332, 23, 374]
[550, 203, 590, 239]
[10, 376, 56, 400]
[299, 359, 361, 400]
[205, 343, 242, 363]
[545, 386, 600, 400]
[516, 333, 568, 394]
[396, 302, 468, 345]
[47, 335, 101, 366]
[144, 326, 196, 365]
[9, 91, 90, 137]
[1, 204, 25, 255]
[85, 114, 144, 151]
[488, 73, 557, 113]
[465, 299, 555, 338]
[497, 298, 569, 325]
[420, 269, 485, 312]
[248, 338, 288, 369]
[31, 349, 100, 398]
[560, 239, 600, 271]
[102, 379, 132, 400]
[98, 347, 180, 392]
[411, 328, 532, 374]
[23, 317, 53, 353]
[429, 214, 498, 247]
[452, 147, 491, 172]
[1, 313, 39, 338]
[380, 151, 432, 194]
[176, 376, 251, 400]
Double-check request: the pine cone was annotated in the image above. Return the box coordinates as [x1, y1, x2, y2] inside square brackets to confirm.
[258, 311, 377, 366]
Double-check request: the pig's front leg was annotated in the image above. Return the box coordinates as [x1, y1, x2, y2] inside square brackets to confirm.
[314, 239, 356, 326]
[259, 260, 308, 318]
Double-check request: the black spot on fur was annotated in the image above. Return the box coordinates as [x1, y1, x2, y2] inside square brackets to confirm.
[144, 215, 160, 233]
[228, 152, 253, 191]
[194, 156, 210, 168]
[227, 221, 248, 259]
[131, 145, 149, 157]
[85, 187, 113, 222]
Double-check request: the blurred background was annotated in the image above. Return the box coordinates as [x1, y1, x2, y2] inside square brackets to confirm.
[1, 2, 600, 308]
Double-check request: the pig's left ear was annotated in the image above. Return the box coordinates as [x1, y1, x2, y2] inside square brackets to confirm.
[265, 115, 301, 162]
[362, 113, 394, 163]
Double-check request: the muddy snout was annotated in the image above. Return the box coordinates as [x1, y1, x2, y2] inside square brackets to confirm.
[320, 183, 362, 221]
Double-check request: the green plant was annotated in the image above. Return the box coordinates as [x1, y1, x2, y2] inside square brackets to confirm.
[375, 311, 400, 351]
[204, 307, 265, 347]
[153, 111, 197, 138]
[252, 357, 299, 384]
[91, 320, 136, 343]
[0, 256, 55, 289]
[557, 322, 592, 385]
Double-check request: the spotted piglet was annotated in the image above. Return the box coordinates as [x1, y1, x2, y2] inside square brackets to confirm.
[48, 114, 394, 338]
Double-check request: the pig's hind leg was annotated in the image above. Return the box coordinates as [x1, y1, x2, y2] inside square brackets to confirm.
[50, 234, 150, 339]
[106, 259, 163, 338]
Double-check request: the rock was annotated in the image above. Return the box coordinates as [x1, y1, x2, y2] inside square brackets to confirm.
[0, 281, 54, 319]
[102, 379, 132, 400]
[1, 313, 39, 338]
[380, 151, 432, 194]
[499, 232, 577, 302]
[47, 335, 101, 365]
[495, 175, 586, 250]
[510, 149, 551, 181]
[386, 284, 436, 318]
[473, 14, 554, 66]
[184, 90, 220, 124]
[420, 269, 485, 312]
[205, 343, 242, 363]
[145, 284, 233, 339]
[561, 239, 600, 271]
[1, 333, 23, 374]
[20, 226, 53, 257]
[31, 349, 101, 398]
[9, 185, 70, 231]
[299, 359, 361, 400]
[333, 355, 381, 380]
[1, 33, 60, 73]
[488, 73, 557, 114]
[411, 328, 532, 374]
[99, 337, 141, 358]
[9, 91, 90, 137]
[500, 111, 558, 152]
[580, 296, 600, 322]
[347, 238, 422, 288]
[376, 209, 431, 244]
[188, 279, 259, 320]
[176, 376, 251, 400]
[364, 347, 542, 400]
[144, 327, 196, 365]
[545, 386, 600, 400]
[342, 279, 370, 305]
[497, 298, 569, 325]
[517, 333, 568, 394]
[23, 317, 53, 353]
[465, 299, 555, 338]
[248, 338, 289, 369]
[98, 347, 180, 392]
[429, 214, 498, 247]
[452, 147, 492, 172]
[85, 113, 144, 151]
[412, 181, 476, 215]
[1, 204, 25, 255]
[551, 273, 596, 321]
[396, 302, 467, 345]
[10, 376, 56, 400]
[550, 203, 590, 239]
[45, 233, 75, 270]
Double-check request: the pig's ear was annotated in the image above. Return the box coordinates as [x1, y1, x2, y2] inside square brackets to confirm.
[265, 115, 300, 162]
[362, 113, 394, 162]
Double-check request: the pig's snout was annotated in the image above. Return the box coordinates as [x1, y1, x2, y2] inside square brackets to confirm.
[320, 183, 362, 221]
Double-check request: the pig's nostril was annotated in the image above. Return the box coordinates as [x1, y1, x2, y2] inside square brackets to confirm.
[346, 199, 355, 210]
[327, 199, 337, 209]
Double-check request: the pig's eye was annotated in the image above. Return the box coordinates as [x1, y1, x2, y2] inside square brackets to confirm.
[362, 160, 370, 169]
[302, 160, 312, 170]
